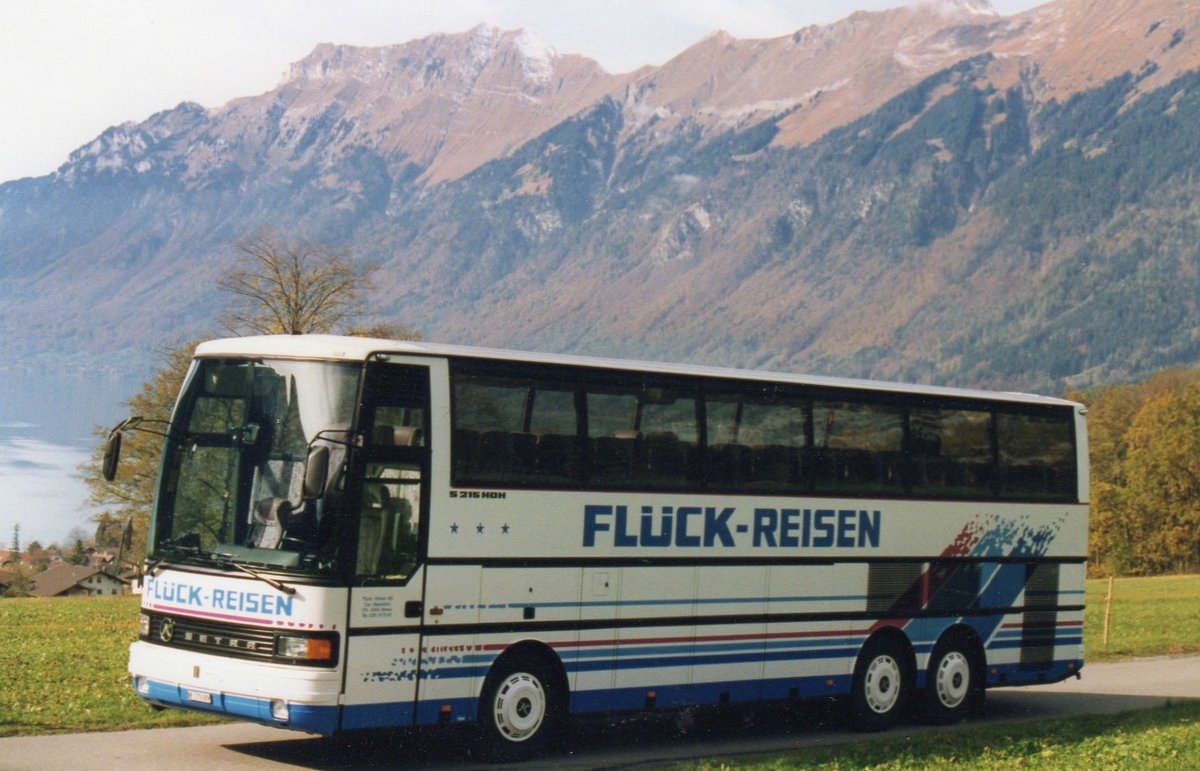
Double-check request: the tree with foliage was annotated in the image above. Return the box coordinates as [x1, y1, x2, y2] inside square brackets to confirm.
[1120, 385, 1200, 573]
[1073, 368, 1200, 576]
[66, 527, 93, 566]
[86, 342, 197, 563]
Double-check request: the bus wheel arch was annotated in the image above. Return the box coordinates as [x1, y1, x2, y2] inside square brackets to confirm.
[848, 627, 916, 731]
[476, 641, 568, 760]
[921, 626, 986, 723]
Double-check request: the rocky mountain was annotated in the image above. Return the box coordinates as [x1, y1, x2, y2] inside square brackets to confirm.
[4, 0, 1200, 392]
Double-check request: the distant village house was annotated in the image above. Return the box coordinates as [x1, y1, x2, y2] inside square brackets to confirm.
[28, 563, 128, 597]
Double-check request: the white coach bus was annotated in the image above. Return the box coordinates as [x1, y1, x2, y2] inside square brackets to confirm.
[114, 334, 1088, 758]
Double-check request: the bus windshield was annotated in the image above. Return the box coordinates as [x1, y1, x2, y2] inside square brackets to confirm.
[152, 357, 361, 574]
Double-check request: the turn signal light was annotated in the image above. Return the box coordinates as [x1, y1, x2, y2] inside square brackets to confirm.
[276, 635, 334, 662]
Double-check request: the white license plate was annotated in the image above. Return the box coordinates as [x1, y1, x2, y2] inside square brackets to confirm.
[186, 689, 213, 705]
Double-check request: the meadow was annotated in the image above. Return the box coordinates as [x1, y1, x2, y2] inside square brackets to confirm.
[1, 575, 1197, 769]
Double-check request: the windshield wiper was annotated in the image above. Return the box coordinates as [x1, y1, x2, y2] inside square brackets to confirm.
[219, 558, 297, 595]
[145, 539, 202, 576]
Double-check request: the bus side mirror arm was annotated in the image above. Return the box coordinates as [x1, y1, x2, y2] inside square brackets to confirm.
[102, 416, 174, 482]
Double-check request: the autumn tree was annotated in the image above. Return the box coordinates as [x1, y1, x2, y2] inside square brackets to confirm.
[86, 342, 198, 562]
[1074, 368, 1200, 575]
[1120, 385, 1200, 573]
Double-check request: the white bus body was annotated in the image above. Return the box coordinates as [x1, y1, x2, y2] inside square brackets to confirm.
[127, 335, 1088, 753]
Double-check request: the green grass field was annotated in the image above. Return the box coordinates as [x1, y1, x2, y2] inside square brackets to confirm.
[0, 595, 219, 736]
[1, 574, 1197, 761]
[672, 700, 1200, 770]
[1084, 574, 1200, 660]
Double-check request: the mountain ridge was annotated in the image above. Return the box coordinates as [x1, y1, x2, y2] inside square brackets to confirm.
[4, 0, 1200, 393]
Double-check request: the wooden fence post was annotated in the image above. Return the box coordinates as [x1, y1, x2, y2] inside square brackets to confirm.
[1103, 575, 1114, 647]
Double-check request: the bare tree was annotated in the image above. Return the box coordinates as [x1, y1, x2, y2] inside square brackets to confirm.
[217, 230, 375, 335]
[344, 321, 422, 341]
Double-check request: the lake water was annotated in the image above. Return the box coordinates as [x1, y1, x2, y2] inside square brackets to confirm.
[0, 370, 143, 548]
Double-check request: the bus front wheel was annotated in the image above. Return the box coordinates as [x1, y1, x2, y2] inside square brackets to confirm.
[477, 654, 563, 760]
[848, 635, 911, 731]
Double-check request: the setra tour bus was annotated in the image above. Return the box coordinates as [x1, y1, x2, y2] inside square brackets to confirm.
[110, 334, 1088, 758]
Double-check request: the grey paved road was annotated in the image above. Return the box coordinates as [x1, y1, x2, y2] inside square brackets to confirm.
[1, 655, 1196, 770]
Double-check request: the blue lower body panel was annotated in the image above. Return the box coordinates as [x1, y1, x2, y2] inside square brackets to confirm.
[136, 678, 339, 735]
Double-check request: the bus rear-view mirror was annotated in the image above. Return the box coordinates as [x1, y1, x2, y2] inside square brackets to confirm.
[303, 445, 330, 499]
[102, 430, 122, 482]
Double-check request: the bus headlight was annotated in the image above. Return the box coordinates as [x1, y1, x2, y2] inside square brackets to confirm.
[138, 613, 151, 637]
[275, 634, 335, 663]
[270, 699, 290, 721]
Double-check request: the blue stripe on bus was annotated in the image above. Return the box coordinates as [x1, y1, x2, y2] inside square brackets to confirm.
[570, 673, 853, 713]
[425, 644, 856, 682]
[136, 678, 339, 735]
[559, 635, 863, 661]
[517, 593, 871, 610]
[421, 626, 1087, 684]
[420, 622, 1083, 684]
[988, 636, 1083, 650]
[341, 700, 416, 730]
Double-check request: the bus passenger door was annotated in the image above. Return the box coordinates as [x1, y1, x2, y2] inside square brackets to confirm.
[342, 360, 431, 730]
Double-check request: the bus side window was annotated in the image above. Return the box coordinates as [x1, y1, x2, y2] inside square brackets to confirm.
[705, 392, 808, 493]
[996, 413, 1075, 500]
[638, 391, 699, 489]
[586, 392, 639, 486]
[357, 464, 420, 579]
[908, 409, 993, 498]
[452, 377, 529, 484]
[812, 400, 904, 495]
[372, 406, 425, 446]
[359, 363, 429, 580]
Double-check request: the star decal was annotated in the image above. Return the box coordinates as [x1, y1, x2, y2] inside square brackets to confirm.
[450, 523, 459, 534]
[501, 523, 510, 535]
[476, 523, 485, 534]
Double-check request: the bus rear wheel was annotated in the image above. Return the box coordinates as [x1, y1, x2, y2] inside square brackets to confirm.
[848, 636, 911, 731]
[921, 636, 984, 724]
[477, 655, 563, 761]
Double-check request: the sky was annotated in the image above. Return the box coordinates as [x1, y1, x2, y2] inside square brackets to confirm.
[0, 0, 1047, 184]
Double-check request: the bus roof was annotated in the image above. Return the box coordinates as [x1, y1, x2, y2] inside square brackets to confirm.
[194, 334, 1081, 409]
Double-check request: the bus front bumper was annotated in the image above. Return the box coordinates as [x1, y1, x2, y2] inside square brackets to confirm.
[128, 640, 341, 735]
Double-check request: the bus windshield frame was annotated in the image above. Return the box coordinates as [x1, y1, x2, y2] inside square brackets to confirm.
[149, 356, 362, 576]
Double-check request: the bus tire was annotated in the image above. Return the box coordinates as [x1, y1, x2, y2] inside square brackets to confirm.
[848, 635, 911, 731]
[921, 635, 984, 724]
[477, 654, 564, 761]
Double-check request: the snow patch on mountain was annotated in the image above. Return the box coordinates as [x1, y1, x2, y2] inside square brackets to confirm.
[514, 29, 557, 83]
[911, 0, 998, 18]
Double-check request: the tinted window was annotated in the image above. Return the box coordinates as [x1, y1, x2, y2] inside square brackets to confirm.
[452, 374, 579, 486]
[997, 413, 1075, 500]
[813, 400, 904, 494]
[705, 392, 808, 493]
[585, 385, 699, 489]
[909, 409, 993, 497]
[448, 362, 1077, 502]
